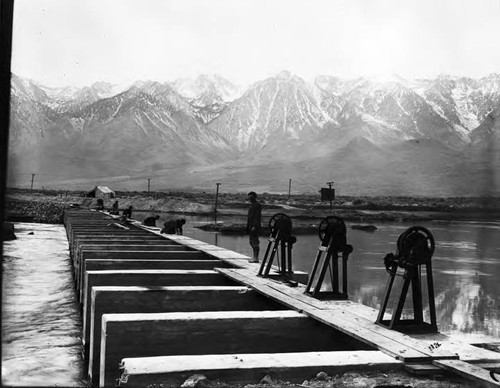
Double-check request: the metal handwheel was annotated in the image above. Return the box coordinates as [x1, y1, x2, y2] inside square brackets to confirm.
[269, 213, 292, 240]
[397, 226, 435, 265]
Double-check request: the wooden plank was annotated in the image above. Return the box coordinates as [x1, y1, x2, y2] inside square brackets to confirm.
[87, 285, 285, 383]
[204, 250, 252, 260]
[217, 268, 428, 361]
[119, 350, 403, 387]
[216, 268, 449, 362]
[99, 310, 371, 387]
[434, 359, 500, 387]
[409, 333, 500, 364]
[229, 271, 494, 363]
[261, 267, 458, 360]
[220, 268, 460, 361]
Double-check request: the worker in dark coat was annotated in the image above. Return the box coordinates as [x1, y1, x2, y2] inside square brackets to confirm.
[122, 206, 133, 219]
[246, 191, 262, 263]
[143, 215, 160, 227]
[111, 200, 119, 215]
[161, 218, 186, 235]
[96, 198, 104, 210]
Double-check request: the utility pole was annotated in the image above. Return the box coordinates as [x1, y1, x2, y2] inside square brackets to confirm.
[327, 181, 334, 212]
[147, 178, 151, 196]
[30, 173, 35, 192]
[214, 183, 221, 223]
[288, 178, 292, 200]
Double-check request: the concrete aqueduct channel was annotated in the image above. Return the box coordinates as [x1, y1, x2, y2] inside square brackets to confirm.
[64, 209, 500, 388]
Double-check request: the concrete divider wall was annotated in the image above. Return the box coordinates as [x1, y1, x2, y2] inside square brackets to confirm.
[88, 286, 287, 384]
[76, 250, 210, 296]
[100, 310, 372, 387]
[84, 259, 232, 272]
[119, 351, 403, 387]
[81, 269, 237, 361]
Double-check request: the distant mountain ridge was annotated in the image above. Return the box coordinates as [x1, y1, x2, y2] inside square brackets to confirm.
[7, 72, 500, 196]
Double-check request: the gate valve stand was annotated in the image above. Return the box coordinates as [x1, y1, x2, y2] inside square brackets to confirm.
[258, 213, 296, 280]
[376, 226, 438, 333]
[304, 216, 353, 299]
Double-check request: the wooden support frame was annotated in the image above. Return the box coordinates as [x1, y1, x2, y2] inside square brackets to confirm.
[376, 263, 437, 334]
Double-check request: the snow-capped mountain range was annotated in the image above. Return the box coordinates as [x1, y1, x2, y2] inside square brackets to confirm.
[7, 72, 500, 195]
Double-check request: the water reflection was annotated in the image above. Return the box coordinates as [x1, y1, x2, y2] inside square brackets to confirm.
[161, 215, 500, 340]
[2, 223, 86, 387]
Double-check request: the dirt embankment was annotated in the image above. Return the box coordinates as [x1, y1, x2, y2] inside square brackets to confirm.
[7, 199, 68, 224]
[5, 189, 500, 225]
[4, 190, 213, 224]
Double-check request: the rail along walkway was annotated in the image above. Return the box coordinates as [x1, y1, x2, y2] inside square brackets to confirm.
[64, 209, 500, 388]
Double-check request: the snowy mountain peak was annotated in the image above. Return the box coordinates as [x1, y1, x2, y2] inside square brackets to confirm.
[276, 70, 292, 80]
[171, 74, 242, 103]
[12, 75, 49, 102]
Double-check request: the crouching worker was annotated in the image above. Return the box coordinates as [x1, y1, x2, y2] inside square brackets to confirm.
[121, 205, 133, 221]
[143, 215, 160, 227]
[161, 218, 186, 235]
[96, 198, 104, 210]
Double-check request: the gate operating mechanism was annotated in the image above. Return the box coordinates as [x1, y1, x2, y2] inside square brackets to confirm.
[376, 226, 438, 333]
[258, 213, 297, 279]
[304, 216, 353, 299]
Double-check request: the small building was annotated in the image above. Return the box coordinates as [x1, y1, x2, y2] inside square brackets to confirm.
[86, 186, 116, 199]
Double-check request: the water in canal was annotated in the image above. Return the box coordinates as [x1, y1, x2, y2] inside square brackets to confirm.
[2, 223, 86, 387]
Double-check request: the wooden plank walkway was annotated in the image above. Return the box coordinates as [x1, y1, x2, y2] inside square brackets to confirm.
[215, 267, 500, 386]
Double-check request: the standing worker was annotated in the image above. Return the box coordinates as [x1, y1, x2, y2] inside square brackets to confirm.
[246, 191, 262, 263]
[111, 200, 119, 215]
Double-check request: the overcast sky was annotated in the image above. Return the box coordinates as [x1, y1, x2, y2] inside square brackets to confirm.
[11, 0, 500, 88]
